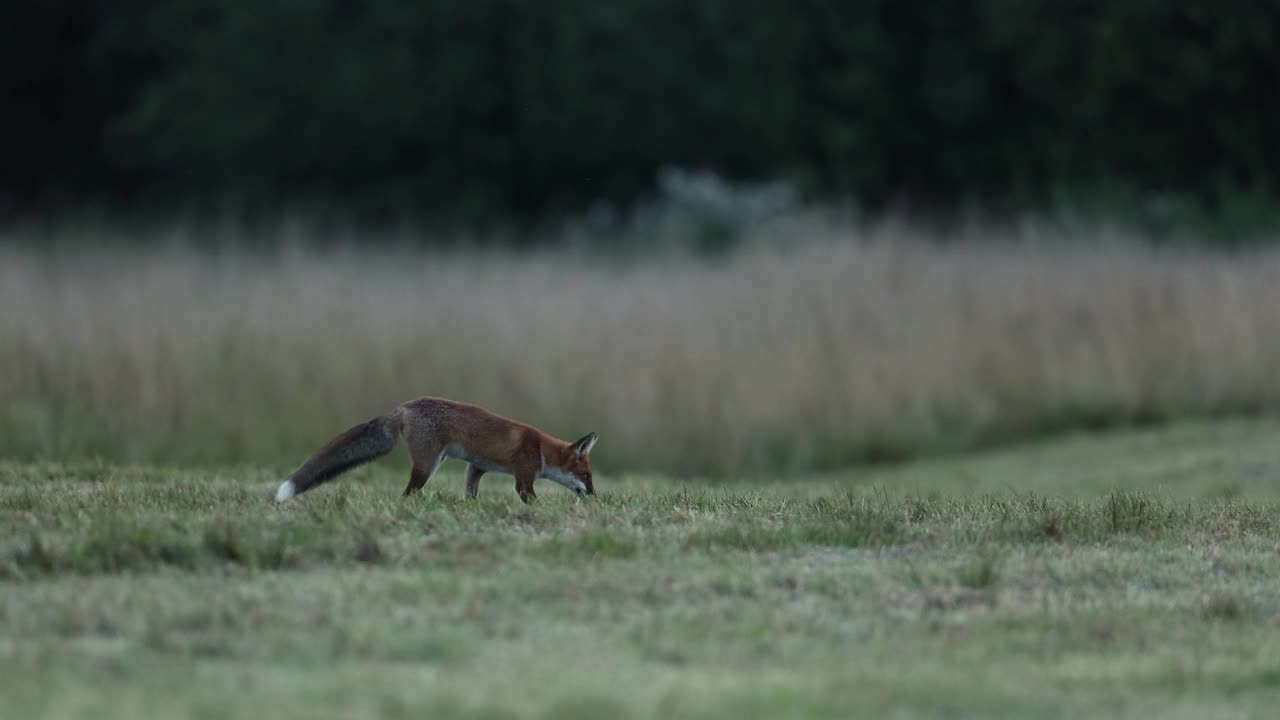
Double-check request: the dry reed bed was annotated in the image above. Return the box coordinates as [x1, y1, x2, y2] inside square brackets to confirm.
[3, 227, 1280, 474]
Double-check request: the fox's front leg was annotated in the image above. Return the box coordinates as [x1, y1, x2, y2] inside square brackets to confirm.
[514, 470, 536, 503]
[465, 464, 486, 498]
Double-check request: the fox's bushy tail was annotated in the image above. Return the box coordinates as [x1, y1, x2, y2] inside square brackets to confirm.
[275, 412, 401, 502]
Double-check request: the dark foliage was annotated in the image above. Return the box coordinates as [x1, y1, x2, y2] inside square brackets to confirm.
[2, 1, 1277, 227]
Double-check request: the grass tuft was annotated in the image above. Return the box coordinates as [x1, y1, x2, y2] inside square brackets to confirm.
[1200, 591, 1257, 622]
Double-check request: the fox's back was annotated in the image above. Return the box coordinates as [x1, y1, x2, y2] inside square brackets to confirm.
[398, 396, 538, 461]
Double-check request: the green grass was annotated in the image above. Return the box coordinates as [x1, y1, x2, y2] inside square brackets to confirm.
[5, 418, 1280, 718]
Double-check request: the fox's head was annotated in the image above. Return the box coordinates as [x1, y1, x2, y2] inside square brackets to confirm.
[544, 432, 598, 497]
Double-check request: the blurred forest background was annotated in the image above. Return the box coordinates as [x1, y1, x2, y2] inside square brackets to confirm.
[3, 2, 1280, 476]
[4, 1, 1279, 232]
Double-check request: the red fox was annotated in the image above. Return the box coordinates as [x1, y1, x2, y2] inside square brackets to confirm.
[274, 396, 597, 503]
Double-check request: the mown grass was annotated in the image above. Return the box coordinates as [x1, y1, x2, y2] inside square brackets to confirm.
[5, 222, 1280, 475]
[4, 419, 1280, 718]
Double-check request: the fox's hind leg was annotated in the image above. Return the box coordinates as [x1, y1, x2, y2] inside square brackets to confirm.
[403, 447, 447, 497]
[465, 464, 486, 498]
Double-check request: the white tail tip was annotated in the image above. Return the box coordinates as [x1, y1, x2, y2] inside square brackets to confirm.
[275, 479, 297, 502]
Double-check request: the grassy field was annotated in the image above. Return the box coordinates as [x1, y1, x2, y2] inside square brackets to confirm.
[4, 417, 1280, 718]
[5, 225, 1280, 474]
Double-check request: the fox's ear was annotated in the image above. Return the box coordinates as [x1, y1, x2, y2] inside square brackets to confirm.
[570, 432, 598, 457]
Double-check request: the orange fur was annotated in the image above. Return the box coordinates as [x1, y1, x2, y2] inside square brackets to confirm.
[275, 396, 596, 503]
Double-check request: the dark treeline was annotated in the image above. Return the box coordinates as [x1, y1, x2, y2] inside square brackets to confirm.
[3, 1, 1278, 227]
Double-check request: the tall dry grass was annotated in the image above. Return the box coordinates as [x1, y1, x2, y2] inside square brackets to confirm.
[3, 220, 1280, 475]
